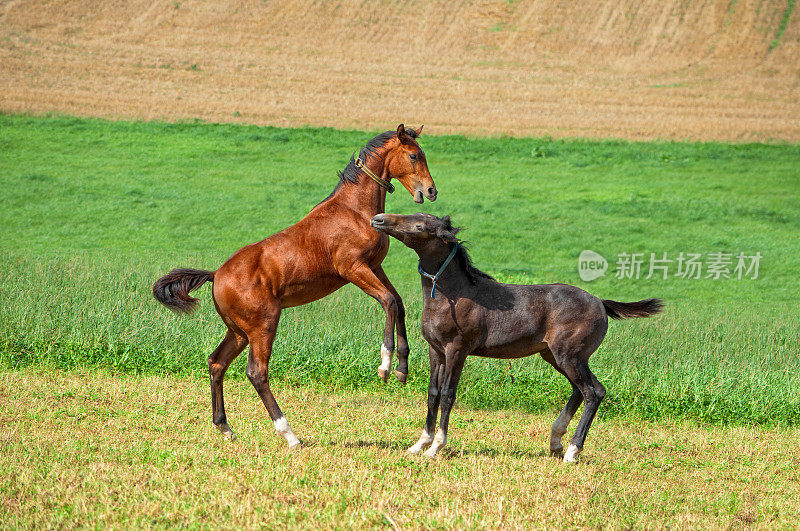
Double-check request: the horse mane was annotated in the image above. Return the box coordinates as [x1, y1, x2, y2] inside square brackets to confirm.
[431, 216, 495, 284]
[334, 127, 421, 190]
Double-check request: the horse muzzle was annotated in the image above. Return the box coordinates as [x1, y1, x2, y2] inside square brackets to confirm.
[370, 214, 389, 230]
[415, 186, 437, 203]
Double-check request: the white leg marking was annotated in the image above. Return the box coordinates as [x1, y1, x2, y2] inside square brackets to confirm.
[378, 344, 393, 382]
[407, 429, 433, 454]
[563, 444, 581, 463]
[422, 428, 446, 459]
[379, 344, 393, 372]
[274, 416, 301, 448]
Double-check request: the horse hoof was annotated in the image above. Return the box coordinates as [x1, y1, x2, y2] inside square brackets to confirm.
[394, 370, 408, 385]
[377, 368, 390, 383]
[216, 424, 237, 441]
[550, 443, 564, 455]
[563, 444, 581, 463]
[288, 441, 302, 452]
[422, 448, 439, 459]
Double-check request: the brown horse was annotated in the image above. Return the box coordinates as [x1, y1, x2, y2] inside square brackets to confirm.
[370, 212, 663, 462]
[153, 124, 436, 448]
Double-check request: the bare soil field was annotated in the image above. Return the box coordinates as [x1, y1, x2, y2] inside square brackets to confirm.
[1, 0, 799, 141]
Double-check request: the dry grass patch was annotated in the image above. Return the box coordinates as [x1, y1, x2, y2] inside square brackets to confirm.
[1, 0, 799, 141]
[1, 368, 799, 528]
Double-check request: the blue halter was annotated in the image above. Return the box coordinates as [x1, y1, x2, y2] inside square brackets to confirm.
[418, 244, 459, 298]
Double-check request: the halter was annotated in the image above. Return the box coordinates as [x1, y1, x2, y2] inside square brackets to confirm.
[418, 244, 459, 298]
[354, 155, 395, 194]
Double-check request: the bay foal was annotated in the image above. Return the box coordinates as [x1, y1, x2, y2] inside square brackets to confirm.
[153, 125, 436, 448]
[371, 213, 662, 462]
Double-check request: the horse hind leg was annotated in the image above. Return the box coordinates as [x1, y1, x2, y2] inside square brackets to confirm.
[244, 306, 301, 449]
[208, 329, 248, 440]
[552, 352, 606, 463]
[540, 348, 583, 455]
[550, 385, 583, 455]
[564, 362, 606, 462]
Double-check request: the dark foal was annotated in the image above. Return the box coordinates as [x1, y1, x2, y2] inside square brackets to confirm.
[371, 213, 662, 462]
[153, 125, 436, 449]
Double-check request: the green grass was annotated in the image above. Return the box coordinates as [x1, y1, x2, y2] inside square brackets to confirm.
[5, 369, 800, 528]
[770, 0, 796, 50]
[1, 113, 799, 425]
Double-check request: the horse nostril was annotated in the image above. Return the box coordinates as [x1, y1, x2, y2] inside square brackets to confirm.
[371, 214, 386, 225]
[427, 187, 436, 196]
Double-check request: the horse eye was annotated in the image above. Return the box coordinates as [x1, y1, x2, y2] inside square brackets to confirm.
[409, 153, 418, 162]
[415, 224, 424, 231]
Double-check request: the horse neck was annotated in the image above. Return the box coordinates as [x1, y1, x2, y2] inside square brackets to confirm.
[418, 242, 469, 296]
[330, 151, 389, 217]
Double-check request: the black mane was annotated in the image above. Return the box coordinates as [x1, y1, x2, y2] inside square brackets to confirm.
[430, 216, 495, 284]
[334, 127, 421, 191]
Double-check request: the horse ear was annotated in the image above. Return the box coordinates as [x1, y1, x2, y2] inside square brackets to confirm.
[436, 216, 457, 241]
[417, 125, 424, 136]
[397, 123, 412, 144]
[436, 226, 452, 241]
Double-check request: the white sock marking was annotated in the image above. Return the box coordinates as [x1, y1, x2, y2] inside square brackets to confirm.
[423, 428, 447, 458]
[379, 344, 393, 372]
[407, 429, 433, 454]
[563, 444, 581, 462]
[274, 416, 301, 447]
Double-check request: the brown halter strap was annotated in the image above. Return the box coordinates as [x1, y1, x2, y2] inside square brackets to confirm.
[354, 156, 395, 194]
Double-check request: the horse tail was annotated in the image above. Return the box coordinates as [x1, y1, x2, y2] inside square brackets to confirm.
[602, 298, 664, 320]
[153, 268, 215, 314]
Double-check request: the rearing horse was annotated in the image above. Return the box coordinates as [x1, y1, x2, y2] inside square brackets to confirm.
[153, 124, 436, 448]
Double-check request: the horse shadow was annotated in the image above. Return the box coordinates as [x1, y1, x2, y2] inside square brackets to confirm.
[332, 439, 551, 460]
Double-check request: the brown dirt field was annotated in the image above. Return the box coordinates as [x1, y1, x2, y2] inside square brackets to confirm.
[1, 0, 799, 141]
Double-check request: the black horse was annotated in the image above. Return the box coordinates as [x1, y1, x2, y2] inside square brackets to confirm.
[370, 212, 663, 462]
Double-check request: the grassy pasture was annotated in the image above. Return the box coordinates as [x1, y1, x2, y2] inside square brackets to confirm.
[2, 368, 799, 528]
[1, 114, 800, 428]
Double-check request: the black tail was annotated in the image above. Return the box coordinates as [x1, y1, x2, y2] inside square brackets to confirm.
[152, 268, 215, 314]
[602, 298, 664, 320]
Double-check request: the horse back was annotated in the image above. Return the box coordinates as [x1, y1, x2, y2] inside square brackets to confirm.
[212, 205, 387, 313]
[421, 281, 606, 358]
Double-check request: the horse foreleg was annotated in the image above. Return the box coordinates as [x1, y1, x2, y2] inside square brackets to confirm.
[423, 348, 466, 459]
[343, 264, 399, 383]
[208, 329, 248, 440]
[244, 305, 301, 449]
[374, 266, 409, 383]
[408, 347, 444, 454]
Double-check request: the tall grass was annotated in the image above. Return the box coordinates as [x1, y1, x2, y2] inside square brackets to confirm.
[1, 114, 799, 425]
